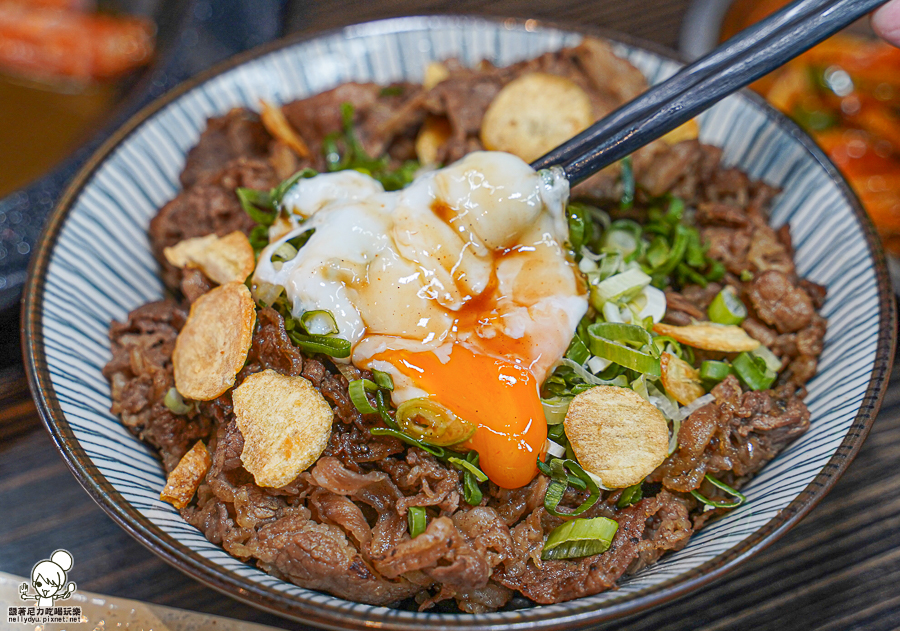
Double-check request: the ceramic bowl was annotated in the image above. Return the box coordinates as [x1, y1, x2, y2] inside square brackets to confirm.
[22, 15, 896, 631]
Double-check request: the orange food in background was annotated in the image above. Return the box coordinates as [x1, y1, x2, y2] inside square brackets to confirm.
[724, 0, 900, 255]
[0, 0, 155, 196]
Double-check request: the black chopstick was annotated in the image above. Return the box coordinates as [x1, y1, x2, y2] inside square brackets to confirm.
[534, 0, 890, 184]
[531, 0, 837, 171]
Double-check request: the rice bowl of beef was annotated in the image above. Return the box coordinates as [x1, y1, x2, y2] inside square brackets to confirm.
[22, 15, 896, 630]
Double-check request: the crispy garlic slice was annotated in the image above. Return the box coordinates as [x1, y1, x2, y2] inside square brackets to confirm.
[260, 98, 311, 158]
[480, 72, 593, 163]
[232, 369, 334, 488]
[415, 115, 452, 166]
[163, 231, 255, 285]
[564, 385, 669, 489]
[660, 352, 705, 406]
[173, 281, 256, 401]
[160, 441, 211, 509]
[653, 322, 760, 353]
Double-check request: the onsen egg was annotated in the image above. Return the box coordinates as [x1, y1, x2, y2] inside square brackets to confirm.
[253, 151, 589, 489]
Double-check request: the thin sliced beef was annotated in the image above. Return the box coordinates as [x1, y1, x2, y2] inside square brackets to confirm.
[102, 301, 213, 471]
[181, 108, 271, 188]
[149, 157, 276, 289]
[651, 376, 810, 493]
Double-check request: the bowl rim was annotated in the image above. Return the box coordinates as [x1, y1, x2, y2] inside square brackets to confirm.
[21, 13, 897, 631]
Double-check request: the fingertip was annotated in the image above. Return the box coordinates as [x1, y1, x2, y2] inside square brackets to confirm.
[872, 0, 900, 47]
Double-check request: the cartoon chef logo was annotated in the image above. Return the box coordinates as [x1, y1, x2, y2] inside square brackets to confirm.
[19, 550, 77, 607]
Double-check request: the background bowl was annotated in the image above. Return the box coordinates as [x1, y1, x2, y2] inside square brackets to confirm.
[22, 15, 895, 631]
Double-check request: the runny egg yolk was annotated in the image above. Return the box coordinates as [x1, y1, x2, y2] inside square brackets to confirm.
[253, 152, 589, 491]
[371, 344, 546, 489]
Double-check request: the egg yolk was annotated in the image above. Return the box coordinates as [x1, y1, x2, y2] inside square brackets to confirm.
[371, 344, 547, 489]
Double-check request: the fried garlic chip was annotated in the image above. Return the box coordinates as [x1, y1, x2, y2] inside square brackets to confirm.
[173, 281, 256, 401]
[660, 352, 705, 406]
[160, 441, 211, 509]
[233, 370, 334, 488]
[565, 385, 669, 489]
[653, 322, 760, 353]
[163, 231, 255, 285]
[480, 72, 593, 163]
[423, 61, 449, 90]
[415, 115, 452, 165]
[260, 98, 311, 158]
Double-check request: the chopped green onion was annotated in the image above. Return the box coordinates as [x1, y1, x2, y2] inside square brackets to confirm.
[370, 427, 446, 458]
[249, 225, 269, 253]
[396, 398, 475, 447]
[449, 456, 489, 482]
[565, 335, 590, 365]
[592, 268, 652, 306]
[271, 242, 299, 263]
[616, 483, 643, 508]
[586, 322, 661, 377]
[700, 360, 732, 383]
[751, 345, 782, 373]
[707, 260, 726, 282]
[542, 458, 600, 517]
[271, 168, 318, 207]
[299, 310, 339, 336]
[566, 202, 593, 254]
[653, 224, 690, 277]
[374, 390, 397, 428]
[164, 387, 192, 415]
[690, 474, 747, 508]
[537, 458, 586, 491]
[732, 352, 777, 391]
[236, 187, 276, 226]
[542, 516, 619, 560]
[460, 450, 485, 505]
[348, 379, 378, 414]
[372, 369, 394, 391]
[407, 506, 427, 538]
[740, 269, 754, 282]
[602, 220, 642, 258]
[619, 156, 635, 210]
[541, 396, 571, 425]
[287, 330, 351, 358]
[685, 229, 706, 268]
[645, 236, 669, 269]
[664, 197, 685, 224]
[708, 286, 748, 325]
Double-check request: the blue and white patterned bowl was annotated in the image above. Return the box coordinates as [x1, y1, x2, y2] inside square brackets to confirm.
[22, 15, 896, 630]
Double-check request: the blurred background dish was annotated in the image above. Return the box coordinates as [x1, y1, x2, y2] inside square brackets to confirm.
[681, 0, 900, 286]
[0, 0, 156, 197]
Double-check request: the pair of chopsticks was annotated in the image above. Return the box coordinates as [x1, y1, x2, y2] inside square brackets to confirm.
[534, 0, 891, 183]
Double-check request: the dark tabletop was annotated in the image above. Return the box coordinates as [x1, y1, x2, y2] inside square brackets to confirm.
[3, 1, 900, 629]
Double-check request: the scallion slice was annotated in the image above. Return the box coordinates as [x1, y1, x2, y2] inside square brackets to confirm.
[407, 506, 427, 538]
[708, 286, 748, 325]
[236, 187, 276, 226]
[751, 345, 782, 372]
[287, 330, 351, 358]
[586, 322, 661, 376]
[619, 156, 635, 210]
[448, 456, 489, 482]
[542, 458, 600, 517]
[372, 369, 394, 391]
[616, 483, 643, 508]
[541, 516, 619, 560]
[271, 242, 299, 264]
[299, 310, 339, 336]
[271, 168, 318, 207]
[396, 398, 475, 447]
[592, 268, 652, 306]
[164, 387, 192, 415]
[565, 335, 590, 365]
[732, 352, 777, 391]
[541, 396, 571, 425]
[700, 360, 732, 383]
[349, 379, 378, 414]
[460, 450, 485, 505]
[690, 474, 747, 509]
[601, 220, 642, 258]
[370, 427, 445, 458]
